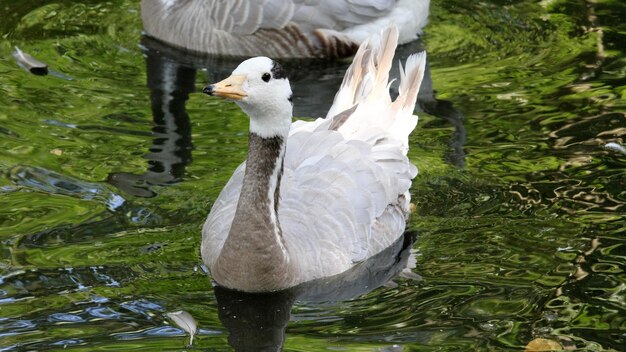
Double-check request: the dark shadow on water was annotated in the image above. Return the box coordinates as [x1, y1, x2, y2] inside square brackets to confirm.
[214, 232, 417, 352]
[215, 287, 295, 352]
[107, 46, 195, 198]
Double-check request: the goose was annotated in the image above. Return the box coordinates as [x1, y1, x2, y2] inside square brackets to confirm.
[201, 26, 426, 292]
[141, 0, 430, 59]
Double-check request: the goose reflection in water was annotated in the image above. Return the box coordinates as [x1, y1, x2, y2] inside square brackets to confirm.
[107, 44, 195, 198]
[212, 232, 417, 351]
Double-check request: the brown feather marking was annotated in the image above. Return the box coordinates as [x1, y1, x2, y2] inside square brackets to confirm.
[329, 104, 359, 131]
[285, 23, 317, 57]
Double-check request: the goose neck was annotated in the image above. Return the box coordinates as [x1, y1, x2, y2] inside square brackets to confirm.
[237, 132, 287, 231]
[213, 131, 293, 291]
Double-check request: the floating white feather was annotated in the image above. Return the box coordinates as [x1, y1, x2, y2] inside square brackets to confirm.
[166, 310, 197, 345]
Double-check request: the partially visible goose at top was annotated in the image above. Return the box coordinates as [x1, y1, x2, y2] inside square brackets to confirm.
[200, 26, 426, 292]
[141, 0, 430, 58]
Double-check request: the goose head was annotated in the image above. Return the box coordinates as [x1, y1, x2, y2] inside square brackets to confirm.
[203, 57, 293, 138]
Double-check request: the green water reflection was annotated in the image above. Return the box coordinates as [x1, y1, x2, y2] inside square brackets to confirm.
[1, 0, 625, 350]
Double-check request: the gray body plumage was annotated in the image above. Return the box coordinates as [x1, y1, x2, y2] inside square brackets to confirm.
[141, 0, 430, 58]
[203, 127, 412, 290]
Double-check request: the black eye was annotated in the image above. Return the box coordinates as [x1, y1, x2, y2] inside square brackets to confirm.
[262, 73, 271, 82]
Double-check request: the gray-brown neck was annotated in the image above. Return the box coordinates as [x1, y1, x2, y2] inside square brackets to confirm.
[213, 132, 294, 291]
[233, 133, 285, 235]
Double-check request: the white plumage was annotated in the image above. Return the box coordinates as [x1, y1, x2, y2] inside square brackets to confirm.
[201, 26, 425, 291]
[141, 0, 430, 58]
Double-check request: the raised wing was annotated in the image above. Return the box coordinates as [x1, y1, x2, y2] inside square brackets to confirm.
[278, 126, 411, 275]
[279, 26, 425, 273]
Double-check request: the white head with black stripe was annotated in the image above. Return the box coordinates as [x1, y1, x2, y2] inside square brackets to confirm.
[203, 57, 293, 138]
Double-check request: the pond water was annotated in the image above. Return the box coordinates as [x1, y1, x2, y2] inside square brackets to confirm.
[1, 0, 625, 351]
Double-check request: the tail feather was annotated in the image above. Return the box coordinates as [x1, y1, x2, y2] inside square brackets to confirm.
[324, 25, 427, 150]
[326, 43, 370, 119]
[372, 26, 398, 90]
[326, 26, 398, 118]
[395, 52, 426, 113]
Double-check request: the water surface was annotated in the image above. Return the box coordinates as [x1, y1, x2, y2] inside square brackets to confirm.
[0, 0, 625, 350]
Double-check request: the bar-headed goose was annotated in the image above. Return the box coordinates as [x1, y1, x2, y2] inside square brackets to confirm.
[201, 26, 425, 292]
[141, 0, 430, 58]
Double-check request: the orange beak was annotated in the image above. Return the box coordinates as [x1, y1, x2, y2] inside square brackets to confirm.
[203, 74, 247, 100]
